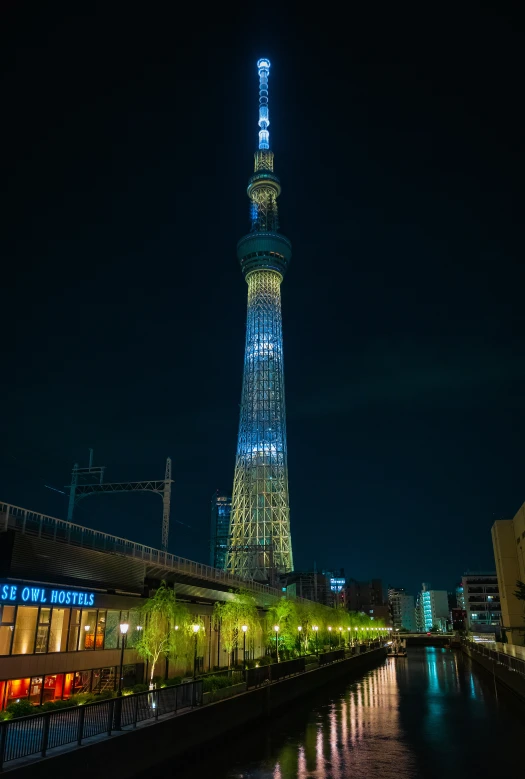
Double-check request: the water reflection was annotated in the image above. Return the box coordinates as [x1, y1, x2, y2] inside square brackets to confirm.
[157, 648, 524, 779]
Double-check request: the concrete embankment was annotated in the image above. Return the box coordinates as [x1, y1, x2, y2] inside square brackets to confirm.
[9, 648, 386, 778]
[462, 643, 525, 702]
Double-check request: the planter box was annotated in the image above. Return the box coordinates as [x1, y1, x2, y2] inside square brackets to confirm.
[202, 682, 246, 705]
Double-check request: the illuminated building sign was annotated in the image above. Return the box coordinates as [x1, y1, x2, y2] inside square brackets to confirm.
[0, 583, 95, 606]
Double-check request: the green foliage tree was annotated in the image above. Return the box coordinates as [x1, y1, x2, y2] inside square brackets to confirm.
[213, 590, 260, 667]
[135, 582, 191, 683]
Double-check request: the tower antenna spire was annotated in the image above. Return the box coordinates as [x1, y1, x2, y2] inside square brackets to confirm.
[257, 58, 270, 150]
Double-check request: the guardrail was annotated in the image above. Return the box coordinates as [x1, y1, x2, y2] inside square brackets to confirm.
[467, 640, 525, 677]
[0, 680, 202, 770]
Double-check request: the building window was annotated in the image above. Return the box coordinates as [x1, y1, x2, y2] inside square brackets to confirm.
[35, 608, 51, 654]
[42, 674, 64, 703]
[49, 608, 69, 653]
[68, 608, 81, 651]
[95, 610, 106, 649]
[0, 605, 15, 656]
[29, 676, 43, 705]
[12, 607, 39, 655]
[5, 678, 30, 707]
[104, 610, 120, 649]
[80, 609, 97, 650]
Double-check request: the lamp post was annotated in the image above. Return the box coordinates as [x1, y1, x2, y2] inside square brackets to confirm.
[313, 625, 319, 657]
[117, 622, 129, 695]
[354, 626, 358, 647]
[328, 626, 332, 649]
[273, 625, 280, 662]
[347, 627, 351, 649]
[242, 625, 248, 674]
[192, 624, 200, 679]
[338, 627, 343, 648]
[297, 625, 302, 656]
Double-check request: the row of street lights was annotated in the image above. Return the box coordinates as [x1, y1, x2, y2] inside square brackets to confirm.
[116, 620, 393, 690]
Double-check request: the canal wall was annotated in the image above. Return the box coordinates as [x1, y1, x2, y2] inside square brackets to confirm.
[8, 648, 386, 778]
[462, 643, 525, 702]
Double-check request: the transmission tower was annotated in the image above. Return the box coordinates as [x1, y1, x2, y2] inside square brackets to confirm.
[226, 58, 294, 583]
[66, 450, 173, 550]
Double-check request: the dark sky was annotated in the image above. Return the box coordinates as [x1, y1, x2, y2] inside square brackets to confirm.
[2, 4, 523, 598]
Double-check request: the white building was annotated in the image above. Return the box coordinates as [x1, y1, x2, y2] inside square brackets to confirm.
[461, 572, 501, 634]
[388, 588, 416, 631]
[415, 583, 449, 632]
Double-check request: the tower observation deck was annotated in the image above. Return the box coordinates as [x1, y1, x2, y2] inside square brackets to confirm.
[226, 59, 294, 582]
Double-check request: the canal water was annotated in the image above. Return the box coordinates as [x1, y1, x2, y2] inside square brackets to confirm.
[166, 647, 524, 779]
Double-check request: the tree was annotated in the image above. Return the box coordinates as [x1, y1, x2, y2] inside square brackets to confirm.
[213, 590, 260, 667]
[135, 582, 190, 684]
[268, 597, 298, 659]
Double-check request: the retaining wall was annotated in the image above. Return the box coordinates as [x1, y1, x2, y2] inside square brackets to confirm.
[462, 643, 525, 702]
[8, 648, 386, 778]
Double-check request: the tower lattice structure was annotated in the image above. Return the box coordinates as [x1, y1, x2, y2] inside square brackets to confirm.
[226, 59, 294, 582]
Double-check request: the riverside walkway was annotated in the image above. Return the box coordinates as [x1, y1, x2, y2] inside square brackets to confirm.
[0, 647, 384, 773]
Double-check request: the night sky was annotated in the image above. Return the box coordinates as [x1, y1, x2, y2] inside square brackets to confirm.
[2, 5, 523, 598]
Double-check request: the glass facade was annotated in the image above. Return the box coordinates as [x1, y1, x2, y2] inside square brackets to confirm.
[0, 603, 137, 657]
[0, 664, 137, 709]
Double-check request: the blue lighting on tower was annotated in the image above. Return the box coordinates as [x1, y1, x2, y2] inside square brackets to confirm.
[257, 58, 270, 149]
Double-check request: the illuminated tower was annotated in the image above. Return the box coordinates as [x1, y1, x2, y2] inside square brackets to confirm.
[226, 59, 293, 582]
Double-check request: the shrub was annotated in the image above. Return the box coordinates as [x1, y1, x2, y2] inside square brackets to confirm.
[92, 690, 114, 700]
[152, 675, 164, 688]
[132, 683, 149, 693]
[0, 710, 12, 721]
[41, 699, 75, 712]
[202, 673, 243, 693]
[162, 677, 182, 688]
[68, 692, 94, 706]
[6, 699, 35, 718]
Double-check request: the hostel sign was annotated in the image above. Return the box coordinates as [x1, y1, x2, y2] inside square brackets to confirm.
[1, 583, 95, 607]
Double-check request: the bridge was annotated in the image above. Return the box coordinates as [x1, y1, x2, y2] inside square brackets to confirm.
[0, 501, 292, 608]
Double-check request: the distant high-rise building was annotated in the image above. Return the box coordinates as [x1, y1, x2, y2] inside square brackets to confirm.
[347, 579, 384, 612]
[455, 582, 465, 610]
[347, 579, 390, 622]
[492, 505, 525, 646]
[281, 570, 331, 605]
[460, 572, 501, 635]
[415, 583, 449, 632]
[388, 587, 416, 631]
[210, 492, 231, 569]
[323, 569, 346, 607]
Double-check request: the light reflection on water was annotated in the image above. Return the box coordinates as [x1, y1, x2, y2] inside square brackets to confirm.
[158, 648, 524, 779]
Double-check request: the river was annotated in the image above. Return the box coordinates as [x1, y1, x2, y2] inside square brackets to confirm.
[167, 647, 524, 779]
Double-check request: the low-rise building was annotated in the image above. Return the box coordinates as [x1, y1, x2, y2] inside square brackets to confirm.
[0, 501, 284, 710]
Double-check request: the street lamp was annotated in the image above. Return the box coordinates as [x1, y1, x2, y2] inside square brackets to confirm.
[328, 626, 332, 649]
[192, 624, 200, 679]
[313, 625, 319, 657]
[242, 625, 248, 673]
[273, 625, 280, 662]
[297, 625, 302, 655]
[338, 627, 343, 647]
[117, 623, 129, 696]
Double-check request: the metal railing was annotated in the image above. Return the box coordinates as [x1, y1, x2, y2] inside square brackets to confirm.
[318, 649, 345, 665]
[0, 680, 202, 770]
[467, 640, 525, 677]
[0, 502, 285, 601]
